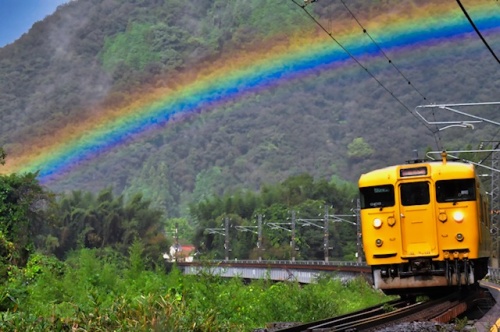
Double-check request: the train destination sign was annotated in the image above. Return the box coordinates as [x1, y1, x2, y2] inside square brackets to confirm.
[400, 167, 427, 177]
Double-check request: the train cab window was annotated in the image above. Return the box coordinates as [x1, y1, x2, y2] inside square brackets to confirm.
[435, 179, 475, 203]
[400, 182, 430, 206]
[360, 185, 395, 209]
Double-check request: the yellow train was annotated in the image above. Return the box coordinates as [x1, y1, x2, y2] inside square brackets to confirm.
[358, 152, 491, 295]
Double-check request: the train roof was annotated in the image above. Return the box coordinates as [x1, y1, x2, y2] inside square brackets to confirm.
[358, 160, 476, 187]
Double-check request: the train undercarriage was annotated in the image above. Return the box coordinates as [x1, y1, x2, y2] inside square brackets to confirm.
[372, 257, 489, 295]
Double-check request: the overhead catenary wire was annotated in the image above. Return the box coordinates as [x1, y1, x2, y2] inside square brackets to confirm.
[339, 0, 444, 150]
[456, 0, 500, 64]
[297, 0, 499, 164]
[290, 0, 442, 150]
[339, 0, 428, 101]
[454, 0, 500, 163]
[339, 1, 500, 155]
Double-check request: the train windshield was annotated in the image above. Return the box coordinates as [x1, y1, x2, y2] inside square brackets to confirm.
[436, 179, 476, 203]
[400, 182, 430, 206]
[360, 185, 395, 209]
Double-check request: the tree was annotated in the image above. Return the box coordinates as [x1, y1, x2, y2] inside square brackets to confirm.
[0, 172, 51, 275]
[190, 173, 359, 260]
[347, 137, 374, 160]
[0, 147, 5, 165]
[51, 189, 169, 266]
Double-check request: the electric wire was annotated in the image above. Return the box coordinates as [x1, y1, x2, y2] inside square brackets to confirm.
[295, 1, 498, 172]
[339, 0, 444, 152]
[339, 0, 428, 101]
[290, 0, 441, 150]
[456, 0, 500, 64]
[453, 0, 500, 165]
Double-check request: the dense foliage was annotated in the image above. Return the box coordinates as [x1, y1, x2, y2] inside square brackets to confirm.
[0, 156, 380, 330]
[1, 0, 498, 219]
[0, 148, 5, 165]
[50, 188, 169, 265]
[191, 173, 360, 261]
[0, 172, 51, 275]
[0, 249, 389, 331]
[0, 161, 170, 273]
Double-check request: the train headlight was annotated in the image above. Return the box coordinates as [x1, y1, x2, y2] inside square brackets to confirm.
[373, 218, 382, 229]
[453, 211, 464, 223]
[375, 239, 383, 247]
[456, 233, 464, 242]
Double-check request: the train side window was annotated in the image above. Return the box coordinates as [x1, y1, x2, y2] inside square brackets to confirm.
[435, 179, 475, 203]
[400, 182, 430, 206]
[359, 185, 395, 209]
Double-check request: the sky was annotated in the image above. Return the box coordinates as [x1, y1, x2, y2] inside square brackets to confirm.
[0, 0, 69, 47]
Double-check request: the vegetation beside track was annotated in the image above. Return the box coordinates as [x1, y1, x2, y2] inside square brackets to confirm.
[0, 250, 390, 331]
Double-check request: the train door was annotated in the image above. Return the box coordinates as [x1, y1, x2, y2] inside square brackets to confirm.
[398, 181, 438, 258]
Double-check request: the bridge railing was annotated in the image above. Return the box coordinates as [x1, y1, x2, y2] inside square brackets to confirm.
[177, 259, 368, 267]
[177, 259, 369, 284]
[242, 260, 367, 266]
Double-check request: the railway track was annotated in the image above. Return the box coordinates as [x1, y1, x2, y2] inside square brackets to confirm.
[264, 286, 493, 332]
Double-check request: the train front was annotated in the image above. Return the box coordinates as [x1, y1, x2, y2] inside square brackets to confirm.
[358, 155, 490, 295]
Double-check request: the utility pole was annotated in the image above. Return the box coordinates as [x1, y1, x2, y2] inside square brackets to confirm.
[205, 217, 230, 261]
[224, 216, 230, 261]
[235, 214, 264, 260]
[268, 215, 297, 261]
[174, 222, 179, 262]
[296, 206, 357, 262]
[323, 205, 329, 262]
[257, 214, 263, 261]
[492, 149, 500, 267]
[291, 211, 296, 262]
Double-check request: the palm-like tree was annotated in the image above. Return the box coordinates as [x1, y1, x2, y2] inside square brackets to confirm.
[52, 189, 169, 264]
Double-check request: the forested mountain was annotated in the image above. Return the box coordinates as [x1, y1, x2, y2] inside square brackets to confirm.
[1, 0, 499, 217]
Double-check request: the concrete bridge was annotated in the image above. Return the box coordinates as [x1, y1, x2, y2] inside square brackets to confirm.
[176, 260, 372, 284]
[176, 260, 500, 287]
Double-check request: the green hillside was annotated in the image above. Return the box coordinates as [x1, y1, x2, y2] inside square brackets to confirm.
[1, 0, 499, 217]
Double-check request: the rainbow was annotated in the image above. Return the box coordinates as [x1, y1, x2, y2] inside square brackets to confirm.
[3, 1, 499, 183]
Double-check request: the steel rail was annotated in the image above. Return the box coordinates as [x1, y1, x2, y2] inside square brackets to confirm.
[269, 287, 492, 332]
[270, 298, 414, 332]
